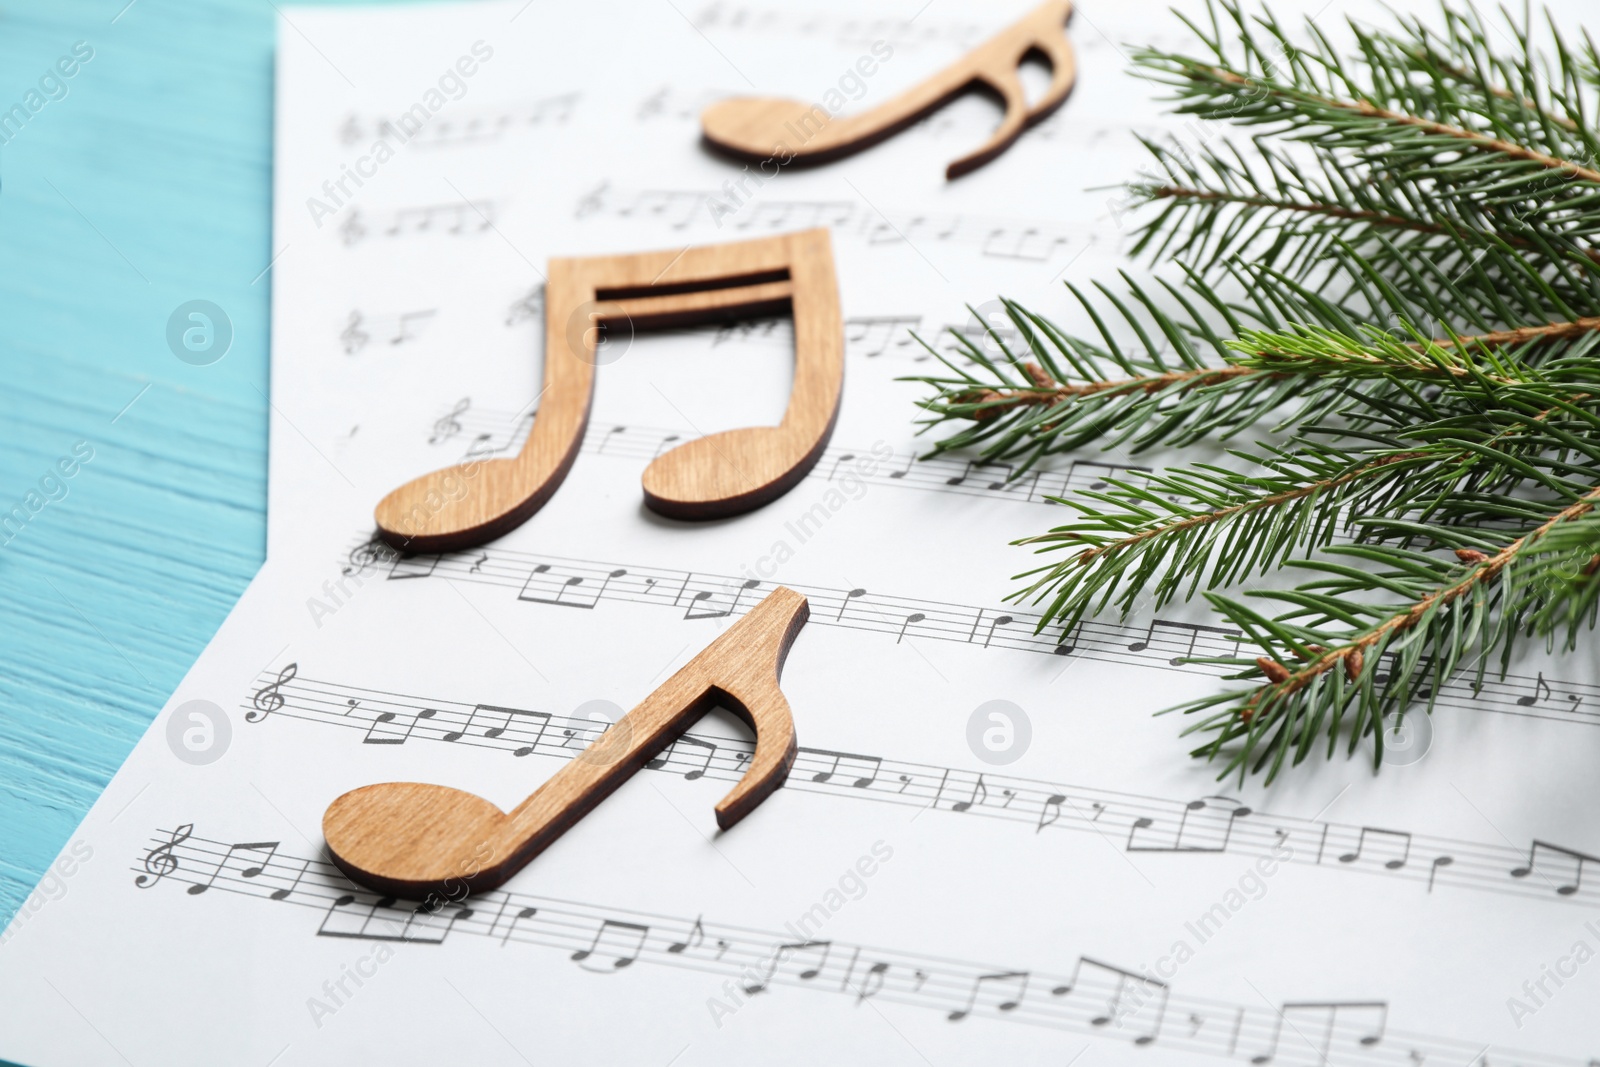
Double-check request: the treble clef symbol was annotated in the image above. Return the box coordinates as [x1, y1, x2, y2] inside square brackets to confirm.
[429, 397, 470, 445]
[343, 536, 388, 577]
[135, 824, 193, 888]
[248, 663, 298, 723]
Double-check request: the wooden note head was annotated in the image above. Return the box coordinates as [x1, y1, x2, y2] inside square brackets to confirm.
[375, 455, 557, 553]
[642, 422, 837, 520]
[325, 781, 511, 899]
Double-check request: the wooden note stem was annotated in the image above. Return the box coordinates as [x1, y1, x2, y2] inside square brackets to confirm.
[323, 587, 809, 898]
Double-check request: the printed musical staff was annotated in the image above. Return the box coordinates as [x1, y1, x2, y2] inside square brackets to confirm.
[339, 198, 498, 247]
[338, 93, 579, 150]
[134, 823, 192, 888]
[428, 401, 1156, 509]
[243, 664, 1600, 913]
[339, 307, 437, 354]
[342, 535, 1600, 740]
[574, 182, 1090, 262]
[138, 828, 1586, 1067]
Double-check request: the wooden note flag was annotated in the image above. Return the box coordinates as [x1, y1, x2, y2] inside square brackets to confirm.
[375, 229, 844, 552]
[700, 0, 1076, 179]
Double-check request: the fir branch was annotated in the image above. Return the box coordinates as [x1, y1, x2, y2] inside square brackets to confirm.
[908, 0, 1600, 781]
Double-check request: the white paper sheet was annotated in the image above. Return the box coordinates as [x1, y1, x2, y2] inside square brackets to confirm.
[4, 1, 1599, 1064]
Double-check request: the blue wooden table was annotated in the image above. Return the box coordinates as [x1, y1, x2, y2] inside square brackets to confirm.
[0, 0, 419, 953]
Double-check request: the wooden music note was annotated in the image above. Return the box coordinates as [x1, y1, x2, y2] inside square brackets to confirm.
[701, 0, 1076, 179]
[373, 230, 844, 552]
[323, 587, 809, 898]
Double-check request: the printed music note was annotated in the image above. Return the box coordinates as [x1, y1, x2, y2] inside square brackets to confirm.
[836, 587, 866, 621]
[500, 905, 538, 946]
[948, 970, 1029, 1021]
[1037, 793, 1066, 832]
[389, 309, 435, 345]
[1126, 797, 1252, 853]
[272, 858, 311, 901]
[248, 663, 297, 722]
[647, 734, 718, 780]
[186, 841, 281, 896]
[744, 941, 832, 993]
[572, 919, 650, 972]
[388, 553, 440, 580]
[374, 230, 845, 552]
[1337, 827, 1413, 871]
[1510, 840, 1596, 896]
[667, 916, 705, 954]
[519, 566, 629, 609]
[896, 611, 927, 643]
[1053, 958, 1169, 1045]
[952, 774, 988, 812]
[1126, 619, 1243, 664]
[678, 577, 760, 621]
[505, 284, 544, 326]
[851, 959, 890, 1002]
[135, 824, 193, 888]
[1426, 854, 1454, 893]
[980, 613, 1014, 648]
[1248, 1001, 1386, 1064]
[1516, 671, 1553, 706]
[802, 748, 882, 788]
[363, 708, 438, 745]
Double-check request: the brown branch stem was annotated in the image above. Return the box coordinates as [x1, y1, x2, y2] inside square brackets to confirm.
[1202, 67, 1600, 185]
[1245, 483, 1600, 718]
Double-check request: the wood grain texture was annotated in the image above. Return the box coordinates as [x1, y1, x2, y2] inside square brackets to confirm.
[700, 0, 1076, 178]
[0, 0, 299, 973]
[323, 587, 810, 899]
[373, 228, 844, 551]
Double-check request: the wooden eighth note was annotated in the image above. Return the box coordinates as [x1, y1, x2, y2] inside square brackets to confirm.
[323, 587, 808, 898]
[374, 229, 843, 551]
[700, 0, 1075, 179]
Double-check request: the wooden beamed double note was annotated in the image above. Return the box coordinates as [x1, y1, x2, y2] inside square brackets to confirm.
[700, 0, 1076, 179]
[323, 587, 809, 898]
[374, 229, 843, 552]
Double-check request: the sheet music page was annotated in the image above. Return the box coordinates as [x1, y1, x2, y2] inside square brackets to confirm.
[3, 1, 1598, 1065]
